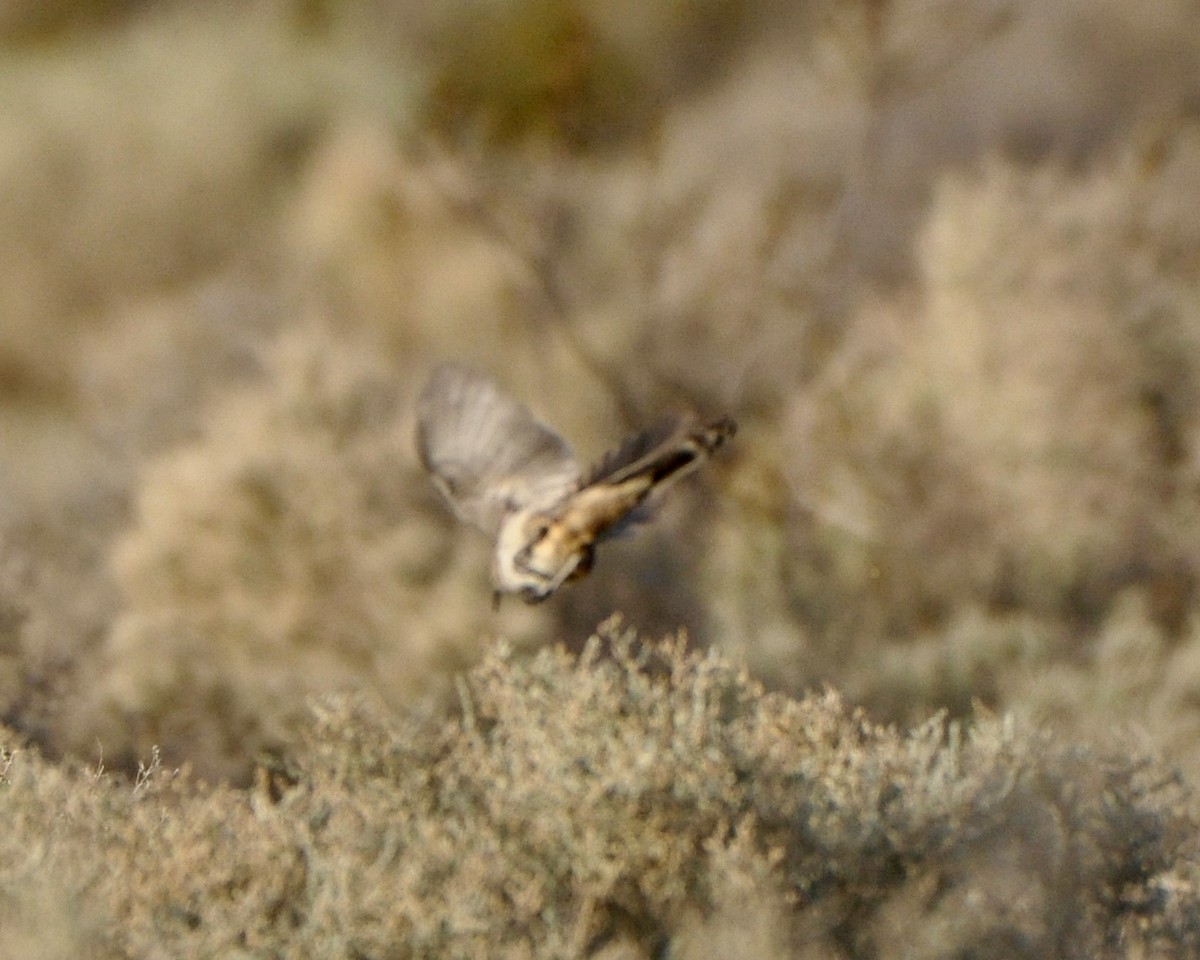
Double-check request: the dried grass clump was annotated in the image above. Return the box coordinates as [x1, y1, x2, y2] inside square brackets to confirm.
[4, 624, 1199, 958]
[66, 328, 547, 782]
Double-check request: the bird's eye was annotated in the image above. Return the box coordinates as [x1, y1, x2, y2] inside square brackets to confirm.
[513, 520, 552, 576]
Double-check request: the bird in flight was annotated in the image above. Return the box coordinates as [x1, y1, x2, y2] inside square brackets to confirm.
[416, 363, 735, 606]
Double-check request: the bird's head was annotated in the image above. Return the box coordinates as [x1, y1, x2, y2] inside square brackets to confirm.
[492, 509, 589, 604]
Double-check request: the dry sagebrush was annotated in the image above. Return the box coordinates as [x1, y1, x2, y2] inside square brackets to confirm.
[5, 0, 1200, 787]
[771, 136, 1200, 736]
[2, 623, 1199, 959]
[3, 9, 1200, 956]
[64, 329, 552, 783]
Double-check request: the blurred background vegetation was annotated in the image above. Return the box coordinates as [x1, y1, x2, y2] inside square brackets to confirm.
[2, 0, 1200, 952]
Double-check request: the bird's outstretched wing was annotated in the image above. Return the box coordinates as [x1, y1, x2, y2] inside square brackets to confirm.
[416, 364, 580, 534]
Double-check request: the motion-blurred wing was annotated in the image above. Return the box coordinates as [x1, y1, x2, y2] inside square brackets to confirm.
[417, 363, 580, 533]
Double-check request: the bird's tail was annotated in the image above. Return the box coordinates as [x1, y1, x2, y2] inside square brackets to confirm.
[565, 415, 736, 544]
[584, 416, 736, 490]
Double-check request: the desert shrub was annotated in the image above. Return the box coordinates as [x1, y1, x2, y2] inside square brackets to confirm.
[65, 327, 551, 782]
[994, 590, 1200, 784]
[3, 623, 1199, 958]
[77, 279, 285, 456]
[0, 277, 289, 768]
[3, 8, 1200, 953]
[281, 121, 535, 371]
[395, 11, 1200, 718]
[908, 154, 1196, 610]
[769, 134, 1200, 714]
[0, 6, 414, 404]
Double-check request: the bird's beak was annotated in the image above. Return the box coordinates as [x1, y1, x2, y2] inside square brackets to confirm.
[491, 590, 503, 612]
